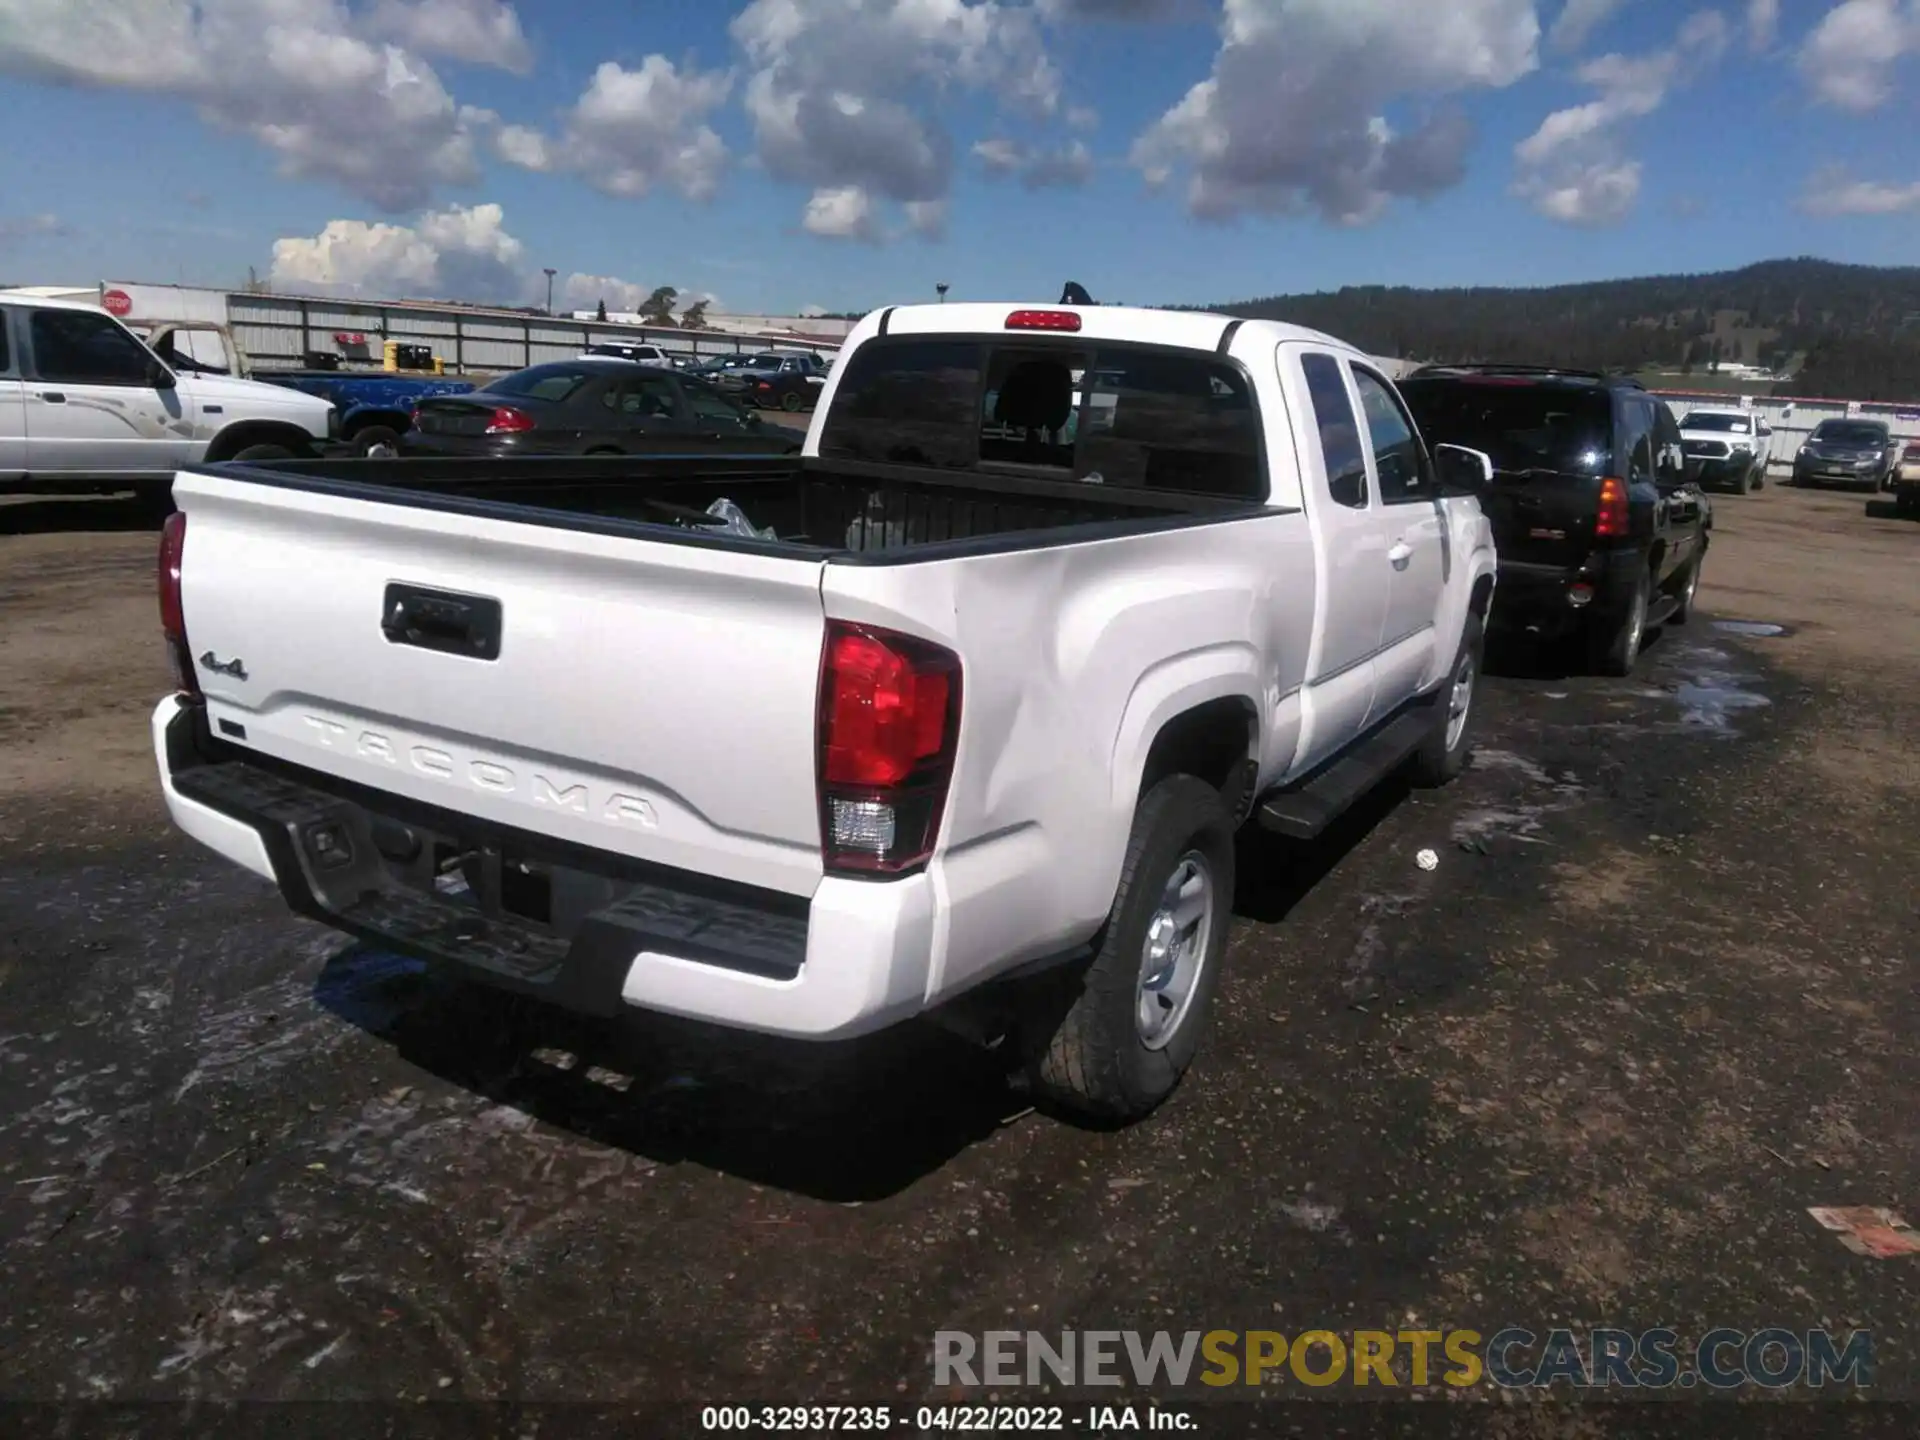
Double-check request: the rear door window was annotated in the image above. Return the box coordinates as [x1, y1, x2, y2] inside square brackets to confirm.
[818, 340, 984, 470]
[1398, 378, 1612, 478]
[1300, 352, 1368, 509]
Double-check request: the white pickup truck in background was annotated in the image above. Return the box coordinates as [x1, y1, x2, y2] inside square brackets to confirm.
[153, 300, 1498, 1123]
[1678, 405, 1773, 492]
[0, 292, 337, 494]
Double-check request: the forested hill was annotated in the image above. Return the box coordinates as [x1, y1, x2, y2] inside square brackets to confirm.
[1189, 258, 1920, 400]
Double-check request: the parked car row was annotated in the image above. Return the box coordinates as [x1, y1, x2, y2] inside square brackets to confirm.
[403, 359, 801, 459]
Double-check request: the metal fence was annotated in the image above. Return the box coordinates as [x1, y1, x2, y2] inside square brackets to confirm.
[224, 294, 839, 376]
[1649, 389, 1920, 474]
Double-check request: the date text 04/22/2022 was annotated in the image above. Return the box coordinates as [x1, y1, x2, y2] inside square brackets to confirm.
[699, 1405, 1194, 1432]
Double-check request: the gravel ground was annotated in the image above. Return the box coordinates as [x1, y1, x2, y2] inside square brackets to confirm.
[1, 480, 1916, 1436]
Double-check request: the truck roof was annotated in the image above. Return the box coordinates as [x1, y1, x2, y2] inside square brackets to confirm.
[872, 302, 1354, 355]
[0, 290, 107, 313]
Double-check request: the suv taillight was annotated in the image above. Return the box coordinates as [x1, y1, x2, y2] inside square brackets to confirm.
[816, 622, 962, 876]
[485, 406, 536, 434]
[1595, 476, 1630, 539]
[158, 511, 202, 703]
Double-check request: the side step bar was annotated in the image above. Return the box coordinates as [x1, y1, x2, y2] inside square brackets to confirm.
[1255, 705, 1435, 841]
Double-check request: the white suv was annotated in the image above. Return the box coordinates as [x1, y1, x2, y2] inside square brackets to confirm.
[0, 294, 335, 494]
[579, 342, 679, 368]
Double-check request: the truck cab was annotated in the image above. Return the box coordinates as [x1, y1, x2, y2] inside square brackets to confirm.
[0, 295, 335, 492]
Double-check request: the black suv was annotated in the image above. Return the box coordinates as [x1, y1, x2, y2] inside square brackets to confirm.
[1398, 365, 1711, 676]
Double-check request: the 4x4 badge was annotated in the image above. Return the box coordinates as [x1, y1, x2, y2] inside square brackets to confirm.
[200, 652, 248, 680]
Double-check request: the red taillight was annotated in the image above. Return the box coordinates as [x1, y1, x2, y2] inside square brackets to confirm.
[158, 511, 201, 702]
[1005, 309, 1082, 332]
[409, 406, 422, 427]
[817, 622, 961, 876]
[1595, 476, 1630, 538]
[484, 406, 536, 434]
[756, 381, 773, 392]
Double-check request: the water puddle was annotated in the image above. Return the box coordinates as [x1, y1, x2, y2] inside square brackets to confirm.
[1713, 620, 1792, 638]
[1667, 646, 1773, 733]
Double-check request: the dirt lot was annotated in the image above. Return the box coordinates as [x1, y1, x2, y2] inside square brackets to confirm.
[2, 480, 1917, 1431]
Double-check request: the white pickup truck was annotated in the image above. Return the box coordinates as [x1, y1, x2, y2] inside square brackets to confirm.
[0, 293, 338, 494]
[1678, 405, 1773, 492]
[152, 301, 1498, 1122]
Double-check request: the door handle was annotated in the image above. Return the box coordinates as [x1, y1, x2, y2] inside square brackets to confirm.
[38, 392, 66, 404]
[1388, 541, 1413, 569]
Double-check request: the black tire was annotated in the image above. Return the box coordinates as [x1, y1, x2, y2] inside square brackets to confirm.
[1590, 566, 1650, 677]
[780, 390, 804, 412]
[1742, 463, 1759, 494]
[351, 424, 403, 457]
[1752, 465, 1767, 491]
[1024, 776, 1235, 1124]
[231, 444, 296, 463]
[1409, 614, 1484, 788]
[1896, 490, 1919, 517]
[1669, 551, 1703, 625]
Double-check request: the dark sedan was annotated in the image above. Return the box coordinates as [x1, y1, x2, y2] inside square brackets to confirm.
[1791, 418, 1899, 491]
[402, 360, 799, 458]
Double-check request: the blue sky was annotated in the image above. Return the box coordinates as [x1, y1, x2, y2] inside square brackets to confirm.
[0, 0, 1916, 317]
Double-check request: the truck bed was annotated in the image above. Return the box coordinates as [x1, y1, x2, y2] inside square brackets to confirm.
[198, 453, 1267, 561]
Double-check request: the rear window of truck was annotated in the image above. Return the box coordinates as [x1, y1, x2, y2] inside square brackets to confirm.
[819, 338, 1264, 498]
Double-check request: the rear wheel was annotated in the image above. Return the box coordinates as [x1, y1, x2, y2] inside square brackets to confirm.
[351, 425, 403, 458]
[780, 391, 804, 413]
[1590, 566, 1650, 677]
[1023, 775, 1235, 1124]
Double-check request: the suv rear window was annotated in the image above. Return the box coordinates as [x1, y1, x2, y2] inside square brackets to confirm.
[820, 338, 1263, 497]
[1399, 378, 1612, 477]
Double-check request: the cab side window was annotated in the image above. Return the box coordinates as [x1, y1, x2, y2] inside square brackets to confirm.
[1351, 366, 1433, 504]
[31, 309, 155, 385]
[0, 309, 12, 373]
[1301, 352, 1368, 509]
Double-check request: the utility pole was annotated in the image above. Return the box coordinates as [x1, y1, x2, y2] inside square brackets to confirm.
[544, 267, 557, 315]
[936, 282, 949, 303]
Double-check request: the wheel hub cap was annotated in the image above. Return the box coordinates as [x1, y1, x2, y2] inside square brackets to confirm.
[1446, 654, 1475, 750]
[1137, 852, 1215, 1051]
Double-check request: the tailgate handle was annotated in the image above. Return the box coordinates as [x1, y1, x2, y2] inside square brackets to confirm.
[381, 583, 502, 661]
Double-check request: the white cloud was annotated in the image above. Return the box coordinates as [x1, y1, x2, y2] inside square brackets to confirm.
[1798, 0, 1919, 110]
[1130, 0, 1539, 224]
[731, 0, 1065, 238]
[0, 0, 488, 210]
[973, 137, 1095, 187]
[904, 199, 950, 239]
[802, 185, 881, 241]
[1797, 164, 1920, 214]
[1549, 0, 1628, 54]
[1513, 8, 1730, 225]
[269, 201, 526, 301]
[364, 0, 532, 73]
[494, 57, 731, 201]
[0, 212, 66, 246]
[1747, 0, 1780, 49]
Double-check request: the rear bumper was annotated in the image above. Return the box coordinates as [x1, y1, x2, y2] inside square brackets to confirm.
[1489, 550, 1644, 633]
[153, 698, 937, 1040]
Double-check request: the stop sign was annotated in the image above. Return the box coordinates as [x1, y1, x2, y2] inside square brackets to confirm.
[101, 288, 133, 317]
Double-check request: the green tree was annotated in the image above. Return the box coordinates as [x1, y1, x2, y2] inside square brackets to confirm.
[680, 298, 710, 330]
[596, 298, 608, 322]
[639, 286, 678, 327]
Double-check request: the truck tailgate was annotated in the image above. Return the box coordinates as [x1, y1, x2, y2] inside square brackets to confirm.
[173, 469, 829, 896]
